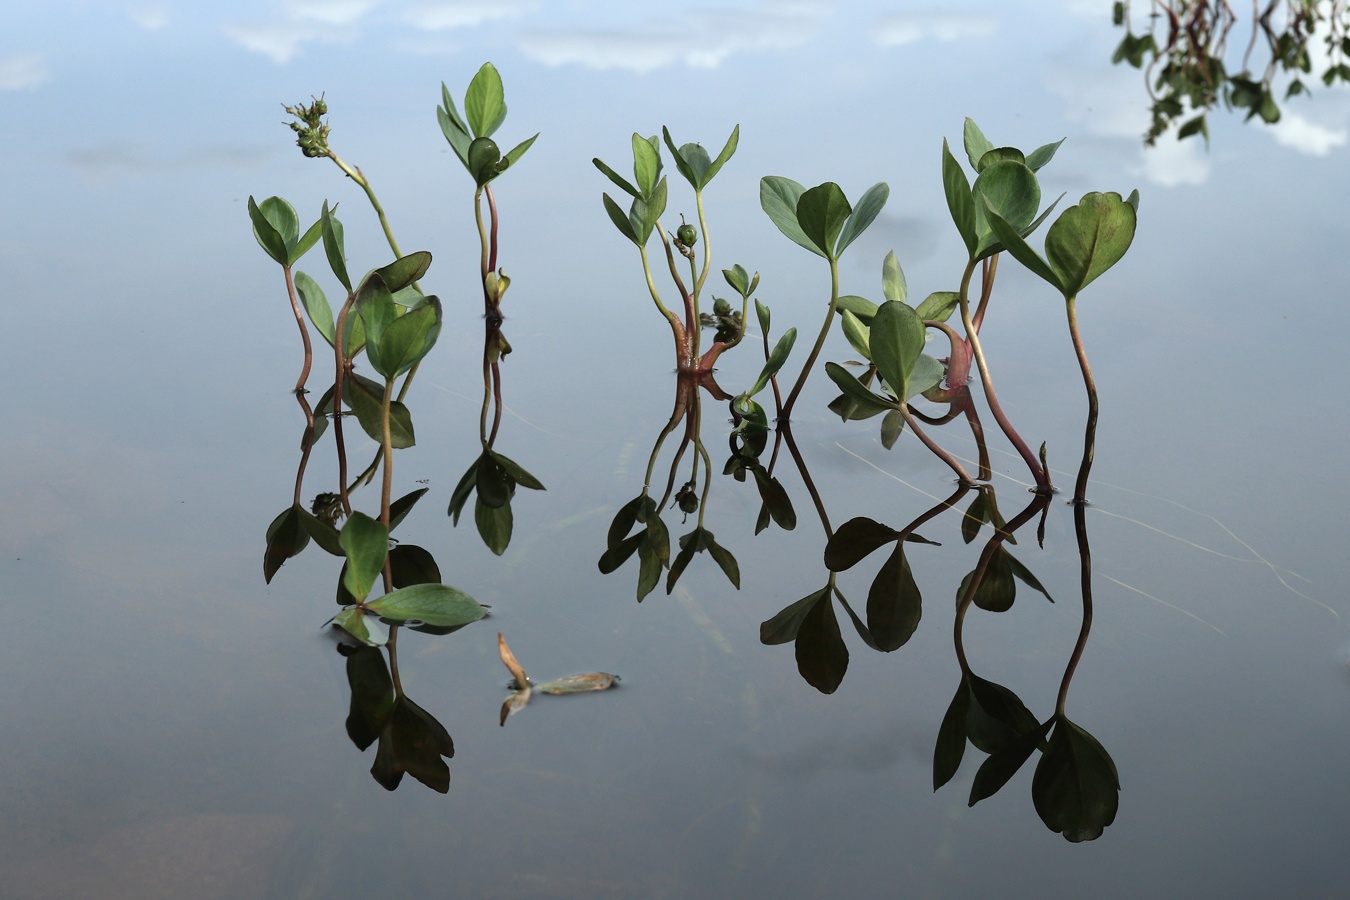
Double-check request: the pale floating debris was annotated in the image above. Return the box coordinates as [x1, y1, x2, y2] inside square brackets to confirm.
[497, 632, 531, 689]
[534, 672, 620, 694]
[499, 686, 532, 726]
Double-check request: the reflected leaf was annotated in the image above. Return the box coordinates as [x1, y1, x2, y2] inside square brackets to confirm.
[500, 687, 532, 726]
[866, 544, 921, 652]
[966, 675, 1041, 756]
[970, 717, 1054, 806]
[1032, 717, 1120, 842]
[934, 679, 970, 790]
[371, 696, 454, 793]
[264, 505, 310, 583]
[343, 644, 393, 750]
[824, 516, 899, 571]
[475, 495, 513, 556]
[389, 544, 440, 588]
[956, 546, 1017, 613]
[795, 590, 848, 694]
[498, 632, 530, 688]
[388, 487, 429, 532]
[760, 587, 830, 645]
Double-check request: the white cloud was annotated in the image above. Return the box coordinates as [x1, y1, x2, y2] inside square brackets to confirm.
[129, 6, 169, 30]
[222, 20, 359, 63]
[405, 0, 532, 30]
[872, 12, 997, 48]
[285, 0, 376, 26]
[519, 3, 827, 73]
[0, 54, 51, 91]
[1134, 134, 1209, 187]
[1268, 111, 1347, 156]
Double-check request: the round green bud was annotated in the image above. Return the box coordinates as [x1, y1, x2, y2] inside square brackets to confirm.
[677, 223, 697, 246]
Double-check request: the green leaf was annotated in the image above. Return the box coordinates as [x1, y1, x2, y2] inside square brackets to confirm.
[1032, 718, 1120, 842]
[468, 136, 506, 186]
[796, 590, 848, 693]
[375, 251, 431, 293]
[594, 157, 640, 199]
[824, 361, 894, 413]
[754, 299, 772, 339]
[248, 196, 290, 265]
[963, 117, 994, 171]
[373, 301, 440, 378]
[760, 176, 822, 258]
[839, 309, 871, 360]
[502, 133, 538, 169]
[333, 608, 380, 646]
[743, 327, 797, 398]
[977, 147, 1026, 169]
[835, 182, 889, 257]
[464, 61, 505, 138]
[796, 182, 852, 260]
[365, 583, 486, 628]
[344, 373, 415, 449]
[869, 300, 927, 404]
[835, 294, 878, 323]
[602, 192, 639, 244]
[914, 290, 960, 322]
[881, 250, 907, 304]
[475, 496, 513, 556]
[761, 587, 830, 644]
[983, 202, 1063, 292]
[723, 264, 749, 296]
[880, 408, 904, 449]
[941, 140, 977, 256]
[632, 178, 667, 244]
[867, 544, 921, 651]
[1026, 137, 1066, 172]
[264, 505, 310, 582]
[972, 160, 1041, 260]
[437, 83, 472, 167]
[340, 512, 389, 603]
[294, 271, 335, 346]
[320, 201, 350, 292]
[701, 124, 740, 187]
[1044, 192, 1137, 297]
[632, 132, 661, 197]
[355, 274, 397, 377]
[824, 517, 899, 571]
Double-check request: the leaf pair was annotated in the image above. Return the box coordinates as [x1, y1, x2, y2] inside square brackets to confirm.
[824, 300, 941, 417]
[438, 62, 538, 186]
[599, 495, 669, 602]
[355, 274, 442, 380]
[667, 527, 739, 594]
[595, 134, 669, 247]
[759, 177, 888, 261]
[448, 449, 546, 556]
[824, 516, 938, 651]
[249, 195, 323, 267]
[662, 125, 738, 191]
[343, 646, 455, 793]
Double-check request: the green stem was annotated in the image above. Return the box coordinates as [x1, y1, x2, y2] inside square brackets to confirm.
[328, 153, 403, 259]
[638, 245, 687, 364]
[1066, 295, 1097, 504]
[380, 377, 395, 526]
[781, 257, 840, 420]
[694, 189, 711, 297]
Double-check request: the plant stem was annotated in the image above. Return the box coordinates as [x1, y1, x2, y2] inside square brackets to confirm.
[899, 405, 975, 484]
[282, 264, 314, 392]
[638, 245, 687, 364]
[957, 258, 1051, 491]
[380, 377, 395, 526]
[327, 153, 403, 259]
[1065, 295, 1098, 504]
[333, 293, 356, 517]
[1056, 500, 1095, 717]
[782, 256, 840, 420]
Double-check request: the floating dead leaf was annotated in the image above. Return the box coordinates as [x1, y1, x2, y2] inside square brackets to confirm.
[499, 686, 532, 726]
[535, 673, 619, 694]
[497, 632, 530, 689]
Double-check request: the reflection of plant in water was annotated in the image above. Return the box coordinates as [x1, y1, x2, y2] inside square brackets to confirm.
[600, 372, 743, 601]
[341, 643, 456, 792]
[439, 63, 546, 556]
[1113, 0, 1350, 144]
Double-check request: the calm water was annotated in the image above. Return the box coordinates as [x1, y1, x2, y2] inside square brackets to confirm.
[4, 2, 1350, 897]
